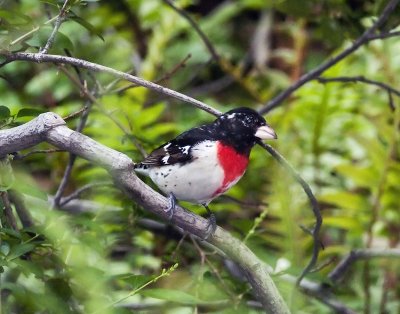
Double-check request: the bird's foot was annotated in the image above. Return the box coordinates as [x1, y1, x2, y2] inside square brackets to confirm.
[203, 205, 217, 240]
[204, 213, 217, 240]
[166, 192, 177, 220]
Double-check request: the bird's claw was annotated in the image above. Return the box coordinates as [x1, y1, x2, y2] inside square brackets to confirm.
[166, 193, 177, 220]
[203, 213, 217, 240]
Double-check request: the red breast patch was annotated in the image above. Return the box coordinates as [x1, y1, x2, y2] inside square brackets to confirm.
[214, 142, 249, 195]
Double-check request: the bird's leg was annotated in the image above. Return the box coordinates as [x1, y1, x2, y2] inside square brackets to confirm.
[202, 204, 217, 239]
[166, 192, 177, 220]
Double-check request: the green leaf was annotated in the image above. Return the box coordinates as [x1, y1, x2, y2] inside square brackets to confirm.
[0, 243, 10, 256]
[8, 243, 36, 260]
[0, 157, 15, 191]
[141, 288, 202, 304]
[323, 216, 362, 231]
[17, 108, 45, 118]
[69, 13, 105, 41]
[46, 278, 73, 301]
[135, 103, 165, 128]
[0, 228, 22, 240]
[39, 0, 59, 7]
[114, 274, 153, 290]
[25, 27, 74, 51]
[0, 10, 32, 26]
[13, 181, 48, 201]
[319, 192, 368, 211]
[0, 106, 11, 119]
[335, 164, 378, 188]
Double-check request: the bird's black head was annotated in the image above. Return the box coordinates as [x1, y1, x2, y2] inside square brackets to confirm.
[213, 107, 277, 155]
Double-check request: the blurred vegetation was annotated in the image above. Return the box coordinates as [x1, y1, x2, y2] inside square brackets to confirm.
[1, 0, 400, 313]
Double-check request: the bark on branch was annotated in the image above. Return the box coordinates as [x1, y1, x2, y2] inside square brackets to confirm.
[0, 113, 290, 314]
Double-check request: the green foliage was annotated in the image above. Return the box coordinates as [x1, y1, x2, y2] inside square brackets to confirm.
[1, 0, 400, 313]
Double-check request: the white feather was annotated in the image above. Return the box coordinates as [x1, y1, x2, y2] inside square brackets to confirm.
[148, 141, 224, 205]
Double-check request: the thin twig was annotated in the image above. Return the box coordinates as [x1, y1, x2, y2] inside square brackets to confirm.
[59, 182, 113, 206]
[9, 16, 59, 47]
[0, 51, 222, 116]
[161, 0, 262, 102]
[113, 53, 192, 94]
[52, 105, 93, 208]
[366, 30, 400, 41]
[52, 70, 94, 208]
[162, 0, 220, 61]
[58, 65, 148, 157]
[259, 0, 400, 114]
[52, 154, 77, 208]
[63, 105, 88, 121]
[169, 232, 188, 261]
[317, 76, 400, 98]
[388, 90, 395, 111]
[257, 142, 322, 285]
[328, 249, 400, 284]
[39, 0, 70, 54]
[190, 236, 236, 300]
[156, 53, 192, 83]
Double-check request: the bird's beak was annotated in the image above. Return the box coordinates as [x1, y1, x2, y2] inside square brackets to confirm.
[255, 125, 277, 140]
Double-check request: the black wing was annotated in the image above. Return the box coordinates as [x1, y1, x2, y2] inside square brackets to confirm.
[137, 124, 216, 167]
[139, 141, 192, 166]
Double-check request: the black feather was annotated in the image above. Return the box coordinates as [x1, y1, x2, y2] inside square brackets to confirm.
[135, 107, 268, 168]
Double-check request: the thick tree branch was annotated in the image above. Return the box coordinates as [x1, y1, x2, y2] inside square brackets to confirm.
[259, 0, 400, 114]
[0, 113, 289, 314]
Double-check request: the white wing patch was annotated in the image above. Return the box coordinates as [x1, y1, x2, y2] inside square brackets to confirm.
[181, 145, 191, 154]
[162, 155, 170, 164]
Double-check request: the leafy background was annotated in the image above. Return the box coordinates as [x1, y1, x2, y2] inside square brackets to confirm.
[0, 0, 399, 313]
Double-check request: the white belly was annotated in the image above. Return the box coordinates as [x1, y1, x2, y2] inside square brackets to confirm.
[148, 141, 224, 204]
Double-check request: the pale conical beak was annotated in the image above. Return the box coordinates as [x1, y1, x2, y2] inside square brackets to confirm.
[255, 125, 277, 140]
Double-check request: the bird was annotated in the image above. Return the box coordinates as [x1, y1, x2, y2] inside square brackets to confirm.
[134, 107, 277, 238]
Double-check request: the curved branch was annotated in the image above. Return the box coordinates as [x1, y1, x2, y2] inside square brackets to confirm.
[0, 113, 290, 314]
[258, 142, 322, 285]
[328, 249, 400, 284]
[0, 51, 221, 117]
[259, 0, 400, 114]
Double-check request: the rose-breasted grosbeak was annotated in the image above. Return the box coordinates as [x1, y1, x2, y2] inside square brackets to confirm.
[134, 107, 277, 237]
